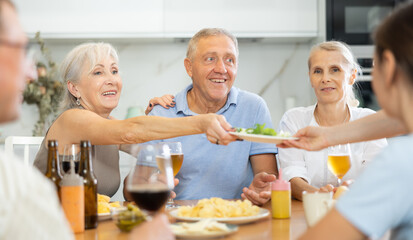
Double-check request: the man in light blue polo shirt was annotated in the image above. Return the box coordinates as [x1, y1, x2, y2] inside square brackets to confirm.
[147, 28, 277, 204]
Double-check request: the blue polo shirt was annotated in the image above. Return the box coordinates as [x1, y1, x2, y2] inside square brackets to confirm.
[148, 84, 277, 200]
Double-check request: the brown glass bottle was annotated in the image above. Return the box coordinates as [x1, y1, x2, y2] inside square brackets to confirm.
[78, 140, 98, 229]
[45, 140, 63, 200]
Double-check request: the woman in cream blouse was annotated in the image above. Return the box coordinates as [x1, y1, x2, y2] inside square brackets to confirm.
[278, 41, 387, 200]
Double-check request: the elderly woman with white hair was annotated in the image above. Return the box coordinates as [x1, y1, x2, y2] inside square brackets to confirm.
[33, 42, 237, 197]
[277, 41, 387, 201]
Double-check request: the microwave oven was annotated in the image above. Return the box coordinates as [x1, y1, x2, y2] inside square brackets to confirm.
[326, 0, 408, 45]
[326, 0, 410, 110]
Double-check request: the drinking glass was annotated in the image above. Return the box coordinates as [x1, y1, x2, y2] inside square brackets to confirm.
[163, 142, 183, 208]
[127, 144, 174, 216]
[61, 144, 80, 175]
[327, 143, 351, 185]
[302, 191, 334, 227]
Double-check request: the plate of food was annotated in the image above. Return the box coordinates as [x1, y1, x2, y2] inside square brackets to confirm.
[98, 212, 111, 221]
[169, 198, 270, 225]
[171, 219, 238, 239]
[98, 194, 122, 221]
[231, 124, 298, 144]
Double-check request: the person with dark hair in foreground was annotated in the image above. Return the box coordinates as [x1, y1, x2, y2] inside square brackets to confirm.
[297, 3, 413, 239]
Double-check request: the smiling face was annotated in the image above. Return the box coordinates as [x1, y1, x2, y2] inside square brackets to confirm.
[309, 49, 355, 105]
[185, 35, 237, 104]
[70, 56, 122, 116]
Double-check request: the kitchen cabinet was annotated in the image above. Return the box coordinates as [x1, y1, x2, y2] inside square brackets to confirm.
[164, 0, 318, 39]
[14, 0, 164, 39]
[14, 0, 317, 41]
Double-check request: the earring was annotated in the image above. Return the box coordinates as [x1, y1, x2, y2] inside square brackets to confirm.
[76, 97, 81, 106]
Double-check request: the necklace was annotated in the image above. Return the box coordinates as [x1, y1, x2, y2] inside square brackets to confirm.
[314, 106, 349, 126]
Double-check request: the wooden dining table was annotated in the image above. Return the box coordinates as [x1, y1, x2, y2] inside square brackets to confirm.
[75, 199, 308, 240]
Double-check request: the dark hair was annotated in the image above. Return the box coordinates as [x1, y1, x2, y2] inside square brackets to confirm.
[374, 2, 413, 82]
[0, 0, 16, 34]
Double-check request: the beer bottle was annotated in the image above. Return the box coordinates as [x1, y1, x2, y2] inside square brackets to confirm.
[79, 140, 98, 229]
[45, 140, 63, 200]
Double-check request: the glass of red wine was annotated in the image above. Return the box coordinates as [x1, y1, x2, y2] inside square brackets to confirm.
[61, 144, 80, 175]
[127, 143, 174, 216]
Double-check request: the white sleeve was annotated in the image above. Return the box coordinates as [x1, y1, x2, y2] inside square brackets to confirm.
[0, 153, 74, 240]
[362, 138, 388, 165]
[277, 112, 310, 183]
[357, 108, 388, 166]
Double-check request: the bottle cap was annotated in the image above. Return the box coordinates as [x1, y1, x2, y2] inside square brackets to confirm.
[61, 160, 83, 186]
[48, 140, 58, 147]
[271, 169, 290, 191]
[80, 140, 91, 148]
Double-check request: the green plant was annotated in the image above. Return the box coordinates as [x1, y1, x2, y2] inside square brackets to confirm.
[23, 32, 63, 136]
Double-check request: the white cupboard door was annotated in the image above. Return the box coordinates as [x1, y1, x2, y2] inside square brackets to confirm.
[164, 0, 318, 37]
[14, 0, 164, 37]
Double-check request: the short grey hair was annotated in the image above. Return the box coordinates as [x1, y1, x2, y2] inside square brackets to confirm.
[308, 41, 361, 107]
[186, 28, 239, 60]
[60, 42, 119, 111]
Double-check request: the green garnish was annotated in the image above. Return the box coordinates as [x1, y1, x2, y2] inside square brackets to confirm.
[236, 123, 277, 136]
[116, 204, 146, 232]
[236, 124, 291, 137]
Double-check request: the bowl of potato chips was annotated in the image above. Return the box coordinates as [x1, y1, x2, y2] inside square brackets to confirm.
[169, 198, 269, 224]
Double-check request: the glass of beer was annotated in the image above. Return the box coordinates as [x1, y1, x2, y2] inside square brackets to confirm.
[127, 144, 174, 216]
[163, 142, 183, 208]
[327, 143, 351, 185]
[61, 144, 80, 175]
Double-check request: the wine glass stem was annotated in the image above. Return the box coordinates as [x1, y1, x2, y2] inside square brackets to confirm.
[337, 178, 342, 186]
[165, 192, 179, 208]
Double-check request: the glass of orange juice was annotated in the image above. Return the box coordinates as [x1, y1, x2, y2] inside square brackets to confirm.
[327, 143, 351, 185]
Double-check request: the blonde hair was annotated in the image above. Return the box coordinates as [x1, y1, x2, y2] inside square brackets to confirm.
[186, 28, 239, 60]
[59, 42, 119, 111]
[308, 41, 360, 107]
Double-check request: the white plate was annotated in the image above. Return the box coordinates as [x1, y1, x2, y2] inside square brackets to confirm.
[171, 223, 238, 239]
[230, 132, 298, 144]
[169, 208, 270, 225]
[98, 212, 111, 221]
